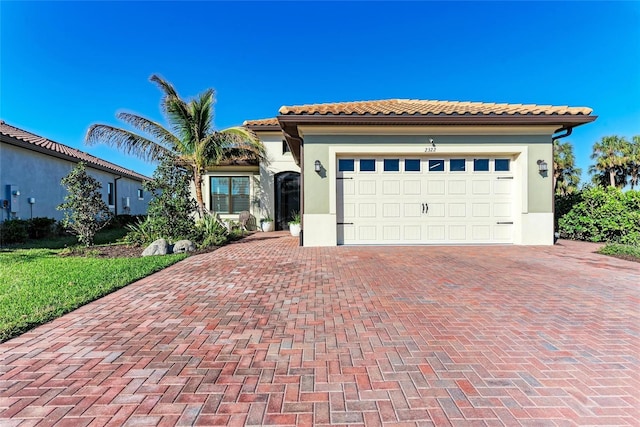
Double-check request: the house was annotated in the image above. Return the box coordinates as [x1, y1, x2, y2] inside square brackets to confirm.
[206, 99, 597, 246]
[1, 120, 149, 221]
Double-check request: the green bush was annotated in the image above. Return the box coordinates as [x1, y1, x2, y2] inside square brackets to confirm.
[123, 217, 157, 246]
[194, 214, 229, 248]
[598, 243, 640, 259]
[559, 186, 640, 245]
[554, 192, 582, 231]
[27, 217, 56, 239]
[0, 219, 29, 245]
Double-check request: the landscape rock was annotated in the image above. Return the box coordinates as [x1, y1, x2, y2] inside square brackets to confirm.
[142, 238, 169, 256]
[173, 239, 196, 253]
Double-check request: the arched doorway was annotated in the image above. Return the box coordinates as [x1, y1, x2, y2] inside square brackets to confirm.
[275, 171, 300, 230]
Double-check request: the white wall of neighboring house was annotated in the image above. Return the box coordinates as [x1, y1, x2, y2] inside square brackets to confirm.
[0, 141, 148, 222]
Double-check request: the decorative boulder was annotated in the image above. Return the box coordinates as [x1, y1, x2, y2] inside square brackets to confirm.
[142, 238, 170, 256]
[173, 239, 196, 254]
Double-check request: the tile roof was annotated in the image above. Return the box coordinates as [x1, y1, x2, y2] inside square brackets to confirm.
[243, 118, 280, 128]
[278, 99, 593, 116]
[0, 120, 149, 181]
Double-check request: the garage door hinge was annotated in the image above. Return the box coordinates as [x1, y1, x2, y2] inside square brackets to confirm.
[337, 177, 353, 180]
[497, 176, 514, 180]
[496, 221, 514, 224]
[337, 222, 354, 225]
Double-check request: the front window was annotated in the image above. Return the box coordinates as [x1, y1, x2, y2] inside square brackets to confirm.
[210, 176, 250, 214]
[107, 182, 114, 206]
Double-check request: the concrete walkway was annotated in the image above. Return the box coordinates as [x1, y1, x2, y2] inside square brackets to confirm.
[1, 233, 638, 426]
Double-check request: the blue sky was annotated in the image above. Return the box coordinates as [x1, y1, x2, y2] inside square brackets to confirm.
[1, 1, 638, 180]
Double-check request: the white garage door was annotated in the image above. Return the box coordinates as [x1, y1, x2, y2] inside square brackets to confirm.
[337, 156, 515, 245]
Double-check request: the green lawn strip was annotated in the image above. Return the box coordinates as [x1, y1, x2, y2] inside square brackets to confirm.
[0, 249, 187, 342]
[597, 243, 640, 262]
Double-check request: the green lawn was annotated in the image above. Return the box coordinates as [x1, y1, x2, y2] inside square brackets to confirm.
[0, 248, 187, 342]
[597, 243, 640, 262]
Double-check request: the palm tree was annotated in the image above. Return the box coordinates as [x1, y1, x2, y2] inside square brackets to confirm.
[589, 136, 630, 188]
[553, 139, 581, 196]
[627, 136, 640, 189]
[86, 75, 264, 216]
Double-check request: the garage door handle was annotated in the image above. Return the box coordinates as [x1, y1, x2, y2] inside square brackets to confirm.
[497, 221, 513, 224]
[423, 203, 429, 214]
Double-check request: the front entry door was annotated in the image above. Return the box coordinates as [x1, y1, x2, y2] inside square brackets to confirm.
[275, 172, 300, 230]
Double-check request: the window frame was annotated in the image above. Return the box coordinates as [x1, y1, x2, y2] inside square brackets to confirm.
[428, 159, 445, 172]
[282, 140, 291, 154]
[137, 189, 144, 200]
[404, 159, 421, 172]
[473, 158, 490, 172]
[107, 182, 114, 206]
[449, 158, 466, 172]
[209, 176, 251, 214]
[383, 159, 400, 172]
[338, 159, 355, 172]
[494, 158, 511, 172]
[359, 159, 376, 172]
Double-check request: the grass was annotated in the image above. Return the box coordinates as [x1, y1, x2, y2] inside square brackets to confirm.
[597, 243, 640, 262]
[7, 228, 129, 249]
[0, 227, 188, 342]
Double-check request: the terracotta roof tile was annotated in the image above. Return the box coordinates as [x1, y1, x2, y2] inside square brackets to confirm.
[0, 120, 149, 181]
[278, 99, 593, 117]
[243, 118, 280, 128]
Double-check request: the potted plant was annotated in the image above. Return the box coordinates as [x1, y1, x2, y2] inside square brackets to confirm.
[288, 211, 301, 237]
[261, 216, 274, 232]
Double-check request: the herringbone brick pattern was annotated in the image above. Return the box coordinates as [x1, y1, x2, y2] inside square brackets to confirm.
[1, 234, 638, 426]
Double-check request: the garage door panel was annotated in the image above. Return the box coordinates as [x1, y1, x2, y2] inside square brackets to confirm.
[448, 203, 466, 217]
[404, 225, 422, 240]
[472, 180, 491, 195]
[427, 225, 446, 240]
[494, 225, 513, 240]
[449, 225, 467, 240]
[494, 180, 512, 194]
[343, 180, 355, 195]
[383, 226, 400, 241]
[358, 225, 377, 240]
[359, 203, 376, 218]
[448, 180, 466, 195]
[493, 203, 511, 217]
[404, 203, 421, 217]
[358, 181, 376, 195]
[403, 180, 421, 195]
[383, 180, 400, 195]
[383, 203, 401, 217]
[472, 225, 491, 240]
[427, 180, 445, 195]
[428, 203, 446, 217]
[343, 203, 356, 218]
[472, 203, 491, 217]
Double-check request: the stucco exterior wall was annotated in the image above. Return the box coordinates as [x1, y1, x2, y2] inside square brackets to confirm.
[1, 142, 148, 221]
[298, 126, 556, 246]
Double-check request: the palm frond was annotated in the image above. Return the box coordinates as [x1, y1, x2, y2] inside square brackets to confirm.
[115, 112, 181, 149]
[85, 124, 170, 162]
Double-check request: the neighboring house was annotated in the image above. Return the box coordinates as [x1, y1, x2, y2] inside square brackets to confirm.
[1, 120, 149, 222]
[203, 98, 597, 247]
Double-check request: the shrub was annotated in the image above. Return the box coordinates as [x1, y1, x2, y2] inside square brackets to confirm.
[144, 155, 196, 241]
[27, 217, 56, 239]
[123, 217, 157, 246]
[194, 214, 229, 248]
[559, 186, 640, 245]
[57, 162, 112, 246]
[0, 219, 29, 245]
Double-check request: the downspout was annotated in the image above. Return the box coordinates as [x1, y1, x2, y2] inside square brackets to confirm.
[114, 175, 122, 216]
[299, 139, 304, 247]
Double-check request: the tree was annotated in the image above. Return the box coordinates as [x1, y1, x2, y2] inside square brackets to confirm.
[627, 136, 640, 189]
[57, 162, 112, 246]
[85, 75, 264, 216]
[144, 154, 197, 241]
[589, 135, 630, 188]
[553, 139, 581, 196]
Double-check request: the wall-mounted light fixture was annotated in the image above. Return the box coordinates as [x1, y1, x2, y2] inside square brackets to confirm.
[28, 198, 36, 204]
[537, 160, 548, 173]
[12, 190, 20, 196]
[314, 160, 322, 173]
[429, 138, 435, 147]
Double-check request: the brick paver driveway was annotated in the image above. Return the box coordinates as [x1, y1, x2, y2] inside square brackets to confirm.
[1, 234, 639, 426]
